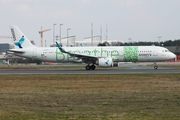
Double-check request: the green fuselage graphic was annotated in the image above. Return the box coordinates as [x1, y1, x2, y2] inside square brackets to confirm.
[54, 46, 140, 62]
[55, 48, 120, 61]
[123, 46, 138, 62]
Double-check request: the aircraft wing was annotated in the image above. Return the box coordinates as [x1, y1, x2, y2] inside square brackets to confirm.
[56, 42, 98, 61]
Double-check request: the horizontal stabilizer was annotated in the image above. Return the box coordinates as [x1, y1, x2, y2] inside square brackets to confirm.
[7, 49, 24, 54]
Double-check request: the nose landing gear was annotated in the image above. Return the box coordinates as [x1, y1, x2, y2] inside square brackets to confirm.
[154, 62, 158, 70]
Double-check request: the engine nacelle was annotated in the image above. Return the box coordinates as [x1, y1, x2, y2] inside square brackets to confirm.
[73, 57, 82, 62]
[96, 58, 113, 67]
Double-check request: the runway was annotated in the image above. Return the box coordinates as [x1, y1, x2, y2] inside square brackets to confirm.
[0, 68, 179, 74]
[0, 63, 179, 74]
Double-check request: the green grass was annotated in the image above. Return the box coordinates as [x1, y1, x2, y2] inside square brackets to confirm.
[0, 74, 180, 120]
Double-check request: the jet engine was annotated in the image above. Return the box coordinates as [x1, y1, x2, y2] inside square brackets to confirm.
[73, 57, 82, 62]
[96, 58, 113, 67]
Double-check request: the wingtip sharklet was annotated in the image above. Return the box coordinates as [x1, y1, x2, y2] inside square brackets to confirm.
[56, 42, 66, 53]
[56, 42, 61, 48]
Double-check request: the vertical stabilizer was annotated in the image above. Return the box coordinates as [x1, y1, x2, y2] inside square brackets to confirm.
[10, 25, 34, 49]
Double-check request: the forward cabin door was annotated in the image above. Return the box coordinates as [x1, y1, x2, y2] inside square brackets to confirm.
[153, 47, 158, 56]
[118, 47, 123, 61]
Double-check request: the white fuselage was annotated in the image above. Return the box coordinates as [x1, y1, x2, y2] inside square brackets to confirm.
[14, 46, 175, 63]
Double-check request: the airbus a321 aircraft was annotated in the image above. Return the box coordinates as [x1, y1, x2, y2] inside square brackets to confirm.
[8, 25, 176, 70]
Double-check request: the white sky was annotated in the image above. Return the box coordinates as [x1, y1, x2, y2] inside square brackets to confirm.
[0, 0, 180, 47]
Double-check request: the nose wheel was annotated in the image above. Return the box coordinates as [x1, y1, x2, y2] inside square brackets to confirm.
[154, 66, 158, 70]
[154, 62, 158, 70]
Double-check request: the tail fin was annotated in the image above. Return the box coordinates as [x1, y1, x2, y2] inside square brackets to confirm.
[10, 25, 34, 49]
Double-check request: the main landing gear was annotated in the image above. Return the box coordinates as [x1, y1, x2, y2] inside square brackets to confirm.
[85, 64, 96, 70]
[154, 62, 158, 70]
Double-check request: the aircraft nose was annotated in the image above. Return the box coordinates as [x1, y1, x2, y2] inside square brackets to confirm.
[171, 53, 176, 59]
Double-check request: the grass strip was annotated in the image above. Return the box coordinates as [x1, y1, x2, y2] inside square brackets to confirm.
[0, 74, 180, 120]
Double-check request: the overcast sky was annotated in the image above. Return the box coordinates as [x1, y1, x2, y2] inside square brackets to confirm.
[0, 0, 180, 46]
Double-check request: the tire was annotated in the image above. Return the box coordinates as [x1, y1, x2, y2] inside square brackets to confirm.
[86, 65, 90, 70]
[154, 66, 158, 70]
[90, 65, 96, 70]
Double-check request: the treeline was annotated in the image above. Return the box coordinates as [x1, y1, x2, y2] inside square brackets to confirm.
[98, 39, 180, 46]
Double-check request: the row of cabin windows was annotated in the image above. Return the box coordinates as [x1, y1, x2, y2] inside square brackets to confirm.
[43, 52, 54, 54]
[42, 50, 170, 53]
[42, 51, 155, 54]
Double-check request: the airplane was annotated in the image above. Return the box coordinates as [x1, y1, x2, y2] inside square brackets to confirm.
[7, 25, 176, 70]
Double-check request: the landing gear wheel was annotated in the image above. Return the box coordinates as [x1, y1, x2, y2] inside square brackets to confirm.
[85, 64, 96, 70]
[86, 65, 90, 70]
[154, 66, 158, 70]
[153, 62, 158, 70]
[90, 65, 96, 70]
